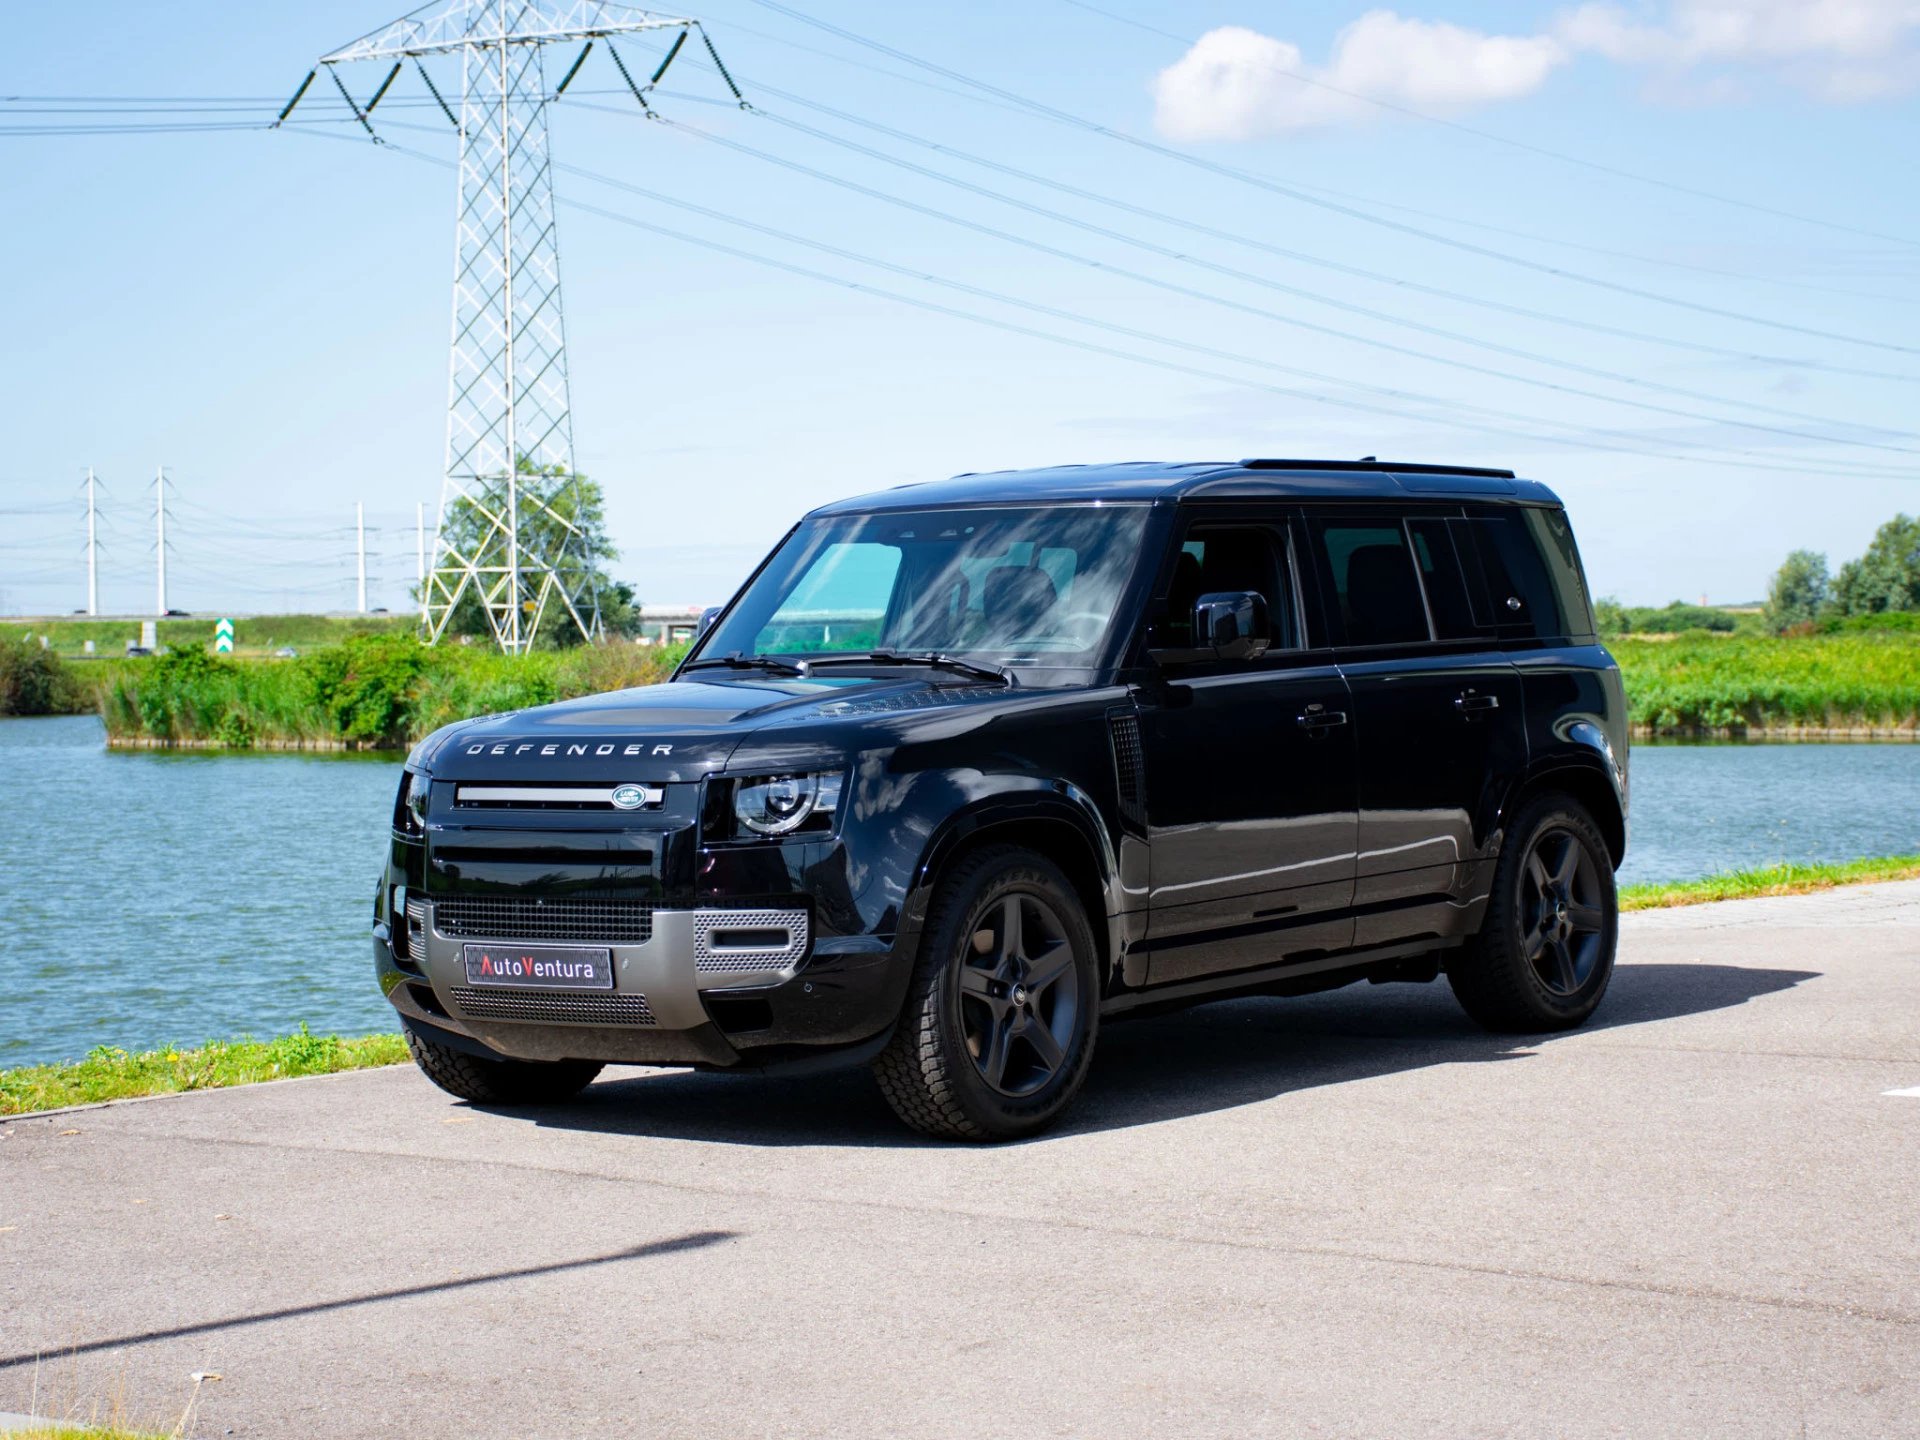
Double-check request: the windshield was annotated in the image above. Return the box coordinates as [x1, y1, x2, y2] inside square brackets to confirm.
[697, 504, 1151, 669]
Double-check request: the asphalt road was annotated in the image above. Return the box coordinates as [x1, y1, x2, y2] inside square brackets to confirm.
[4, 883, 1917, 1439]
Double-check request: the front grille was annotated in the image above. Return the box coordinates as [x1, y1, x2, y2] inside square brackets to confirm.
[431, 896, 655, 945]
[449, 988, 657, 1026]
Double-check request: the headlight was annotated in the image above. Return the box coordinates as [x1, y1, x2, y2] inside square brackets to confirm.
[732, 771, 843, 838]
[393, 769, 428, 838]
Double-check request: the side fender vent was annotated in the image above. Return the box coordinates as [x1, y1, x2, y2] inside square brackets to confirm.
[1108, 710, 1146, 827]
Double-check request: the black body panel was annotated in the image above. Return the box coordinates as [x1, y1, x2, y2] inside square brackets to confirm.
[371, 459, 1627, 1071]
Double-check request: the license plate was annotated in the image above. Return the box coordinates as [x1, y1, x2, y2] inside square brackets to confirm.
[461, 943, 614, 991]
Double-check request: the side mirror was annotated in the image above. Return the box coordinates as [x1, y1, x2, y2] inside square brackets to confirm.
[697, 605, 722, 637]
[1149, 591, 1271, 665]
[1194, 591, 1270, 661]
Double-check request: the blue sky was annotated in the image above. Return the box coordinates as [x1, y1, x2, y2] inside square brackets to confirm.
[2, 0, 1917, 616]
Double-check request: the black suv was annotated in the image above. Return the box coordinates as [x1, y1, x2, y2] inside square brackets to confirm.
[374, 459, 1627, 1140]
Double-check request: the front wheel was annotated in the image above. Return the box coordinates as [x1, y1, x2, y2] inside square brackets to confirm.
[873, 846, 1100, 1141]
[403, 1023, 603, 1106]
[1448, 794, 1618, 1033]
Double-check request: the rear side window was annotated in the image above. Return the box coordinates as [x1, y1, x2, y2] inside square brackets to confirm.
[1463, 510, 1564, 639]
[1308, 520, 1430, 646]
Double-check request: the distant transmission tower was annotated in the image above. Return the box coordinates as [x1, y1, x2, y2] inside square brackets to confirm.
[291, 1, 738, 652]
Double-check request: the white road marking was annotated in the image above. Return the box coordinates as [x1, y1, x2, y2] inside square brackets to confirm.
[1884, 1087, 1920, 1098]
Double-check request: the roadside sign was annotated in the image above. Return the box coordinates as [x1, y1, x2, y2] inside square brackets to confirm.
[215, 618, 234, 654]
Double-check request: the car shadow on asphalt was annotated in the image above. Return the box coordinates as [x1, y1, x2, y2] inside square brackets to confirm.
[502, 961, 1817, 1148]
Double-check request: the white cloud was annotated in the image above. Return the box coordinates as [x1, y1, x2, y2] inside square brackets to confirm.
[1560, 0, 1920, 65]
[1559, 0, 1920, 98]
[1151, 2, 1920, 140]
[1152, 15, 1567, 140]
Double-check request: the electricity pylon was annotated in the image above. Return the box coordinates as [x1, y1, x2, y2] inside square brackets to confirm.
[305, 1, 708, 652]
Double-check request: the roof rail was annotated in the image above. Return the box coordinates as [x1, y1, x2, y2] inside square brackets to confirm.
[1239, 458, 1516, 479]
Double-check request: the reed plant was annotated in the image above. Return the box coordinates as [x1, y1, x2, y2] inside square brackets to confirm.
[76, 621, 1920, 745]
[93, 632, 691, 748]
[1613, 631, 1920, 734]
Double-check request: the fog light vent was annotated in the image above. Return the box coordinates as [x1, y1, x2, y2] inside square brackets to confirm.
[692, 908, 808, 975]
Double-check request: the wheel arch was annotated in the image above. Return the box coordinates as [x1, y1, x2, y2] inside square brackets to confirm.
[905, 790, 1122, 991]
[1505, 757, 1626, 869]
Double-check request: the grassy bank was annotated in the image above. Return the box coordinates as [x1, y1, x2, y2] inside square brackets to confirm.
[1620, 854, 1920, 910]
[1612, 631, 1920, 735]
[0, 1026, 408, 1116]
[90, 634, 688, 748]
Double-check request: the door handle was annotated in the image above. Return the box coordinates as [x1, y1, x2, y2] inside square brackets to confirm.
[1454, 692, 1500, 714]
[1296, 708, 1349, 730]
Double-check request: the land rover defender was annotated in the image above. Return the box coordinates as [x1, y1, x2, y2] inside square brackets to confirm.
[373, 459, 1627, 1139]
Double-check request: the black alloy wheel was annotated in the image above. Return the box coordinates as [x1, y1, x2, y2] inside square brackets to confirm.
[957, 892, 1083, 1098]
[1448, 793, 1618, 1033]
[1520, 827, 1609, 997]
[874, 845, 1100, 1141]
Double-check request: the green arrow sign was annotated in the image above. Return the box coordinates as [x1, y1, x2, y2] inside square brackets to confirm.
[215, 617, 234, 654]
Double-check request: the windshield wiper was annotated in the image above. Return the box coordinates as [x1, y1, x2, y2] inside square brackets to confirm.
[802, 650, 1013, 685]
[683, 652, 805, 677]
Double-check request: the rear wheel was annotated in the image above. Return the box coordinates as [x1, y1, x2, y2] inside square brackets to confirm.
[873, 846, 1099, 1141]
[403, 1024, 603, 1106]
[1448, 794, 1617, 1033]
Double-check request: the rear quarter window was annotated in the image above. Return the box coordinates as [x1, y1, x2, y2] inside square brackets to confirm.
[1463, 509, 1567, 641]
[1526, 506, 1598, 639]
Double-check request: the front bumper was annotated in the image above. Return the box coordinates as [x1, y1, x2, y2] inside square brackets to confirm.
[375, 895, 909, 1069]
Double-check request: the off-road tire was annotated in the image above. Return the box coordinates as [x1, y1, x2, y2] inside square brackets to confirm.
[403, 1024, 603, 1106]
[1448, 793, 1618, 1033]
[873, 846, 1100, 1141]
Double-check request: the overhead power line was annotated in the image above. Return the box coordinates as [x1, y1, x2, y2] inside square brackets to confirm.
[625, 108, 1920, 459]
[333, 127, 1912, 481]
[737, 0, 1920, 352]
[698, 83, 1920, 391]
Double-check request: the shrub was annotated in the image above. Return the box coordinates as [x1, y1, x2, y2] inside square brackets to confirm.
[1622, 602, 1737, 634]
[0, 637, 73, 715]
[302, 633, 431, 743]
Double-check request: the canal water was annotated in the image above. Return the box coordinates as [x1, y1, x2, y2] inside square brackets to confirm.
[2, 714, 1917, 1068]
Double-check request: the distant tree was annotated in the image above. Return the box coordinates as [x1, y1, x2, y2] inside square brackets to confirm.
[1833, 514, 1920, 616]
[599, 578, 642, 640]
[1592, 595, 1629, 637]
[424, 463, 633, 648]
[1628, 602, 1735, 634]
[1764, 549, 1831, 633]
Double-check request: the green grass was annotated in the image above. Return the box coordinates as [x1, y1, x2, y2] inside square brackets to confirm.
[1620, 854, 1920, 910]
[0, 1026, 409, 1116]
[1611, 630, 1920, 734]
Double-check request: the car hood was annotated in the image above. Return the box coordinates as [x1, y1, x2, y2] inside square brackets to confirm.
[417, 672, 1024, 783]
